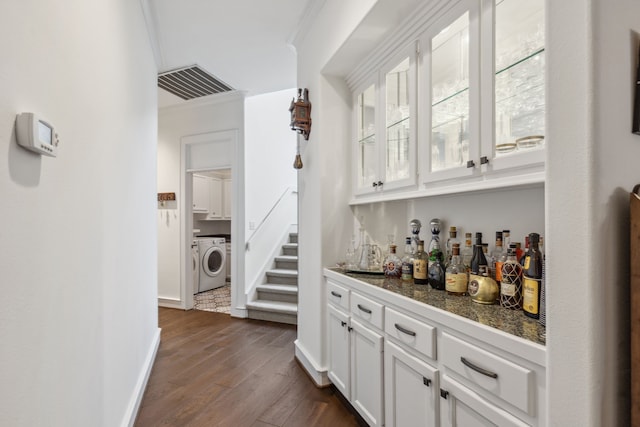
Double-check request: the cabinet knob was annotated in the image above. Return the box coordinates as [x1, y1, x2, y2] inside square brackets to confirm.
[466, 160, 476, 168]
[480, 156, 489, 165]
[440, 389, 449, 399]
[423, 377, 431, 387]
[377, 181, 383, 187]
[372, 182, 378, 187]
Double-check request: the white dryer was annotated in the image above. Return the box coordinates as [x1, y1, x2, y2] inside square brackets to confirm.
[197, 237, 226, 292]
[192, 240, 200, 295]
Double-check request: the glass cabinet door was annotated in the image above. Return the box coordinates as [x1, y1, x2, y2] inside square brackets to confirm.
[493, 0, 545, 160]
[356, 83, 377, 193]
[385, 57, 411, 185]
[430, 11, 471, 173]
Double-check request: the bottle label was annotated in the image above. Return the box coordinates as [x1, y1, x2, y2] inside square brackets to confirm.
[524, 256, 531, 270]
[401, 262, 413, 280]
[414, 260, 427, 279]
[446, 273, 468, 293]
[495, 261, 504, 281]
[523, 277, 540, 314]
[501, 282, 516, 297]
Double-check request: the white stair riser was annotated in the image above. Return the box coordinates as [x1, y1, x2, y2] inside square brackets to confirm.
[283, 247, 298, 256]
[276, 259, 298, 270]
[247, 309, 297, 325]
[266, 274, 298, 286]
[289, 233, 298, 244]
[257, 290, 298, 303]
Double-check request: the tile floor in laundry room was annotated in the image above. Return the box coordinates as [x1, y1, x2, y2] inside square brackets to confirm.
[193, 283, 231, 314]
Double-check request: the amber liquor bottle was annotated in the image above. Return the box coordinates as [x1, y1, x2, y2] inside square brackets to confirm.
[522, 233, 543, 319]
[446, 244, 468, 296]
[470, 232, 488, 276]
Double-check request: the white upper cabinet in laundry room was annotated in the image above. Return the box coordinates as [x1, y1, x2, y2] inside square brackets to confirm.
[193, 174, 210, 213]
[353, 44, 417, 197]
[421, 0, 546, 186]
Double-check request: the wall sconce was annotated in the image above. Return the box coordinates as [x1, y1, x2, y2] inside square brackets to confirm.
[289, 88, 311, 169]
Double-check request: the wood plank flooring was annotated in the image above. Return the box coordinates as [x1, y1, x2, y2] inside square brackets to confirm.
[135, 308, 364, 427]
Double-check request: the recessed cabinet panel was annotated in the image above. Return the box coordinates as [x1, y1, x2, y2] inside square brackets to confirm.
[350, 291, 384, 330]
[327, 280, 350, 311]
[385, 341, 439, 427]
[351, 318, 384, 427]
[328, 305, 351, 399]
[385, 307, 436, 360]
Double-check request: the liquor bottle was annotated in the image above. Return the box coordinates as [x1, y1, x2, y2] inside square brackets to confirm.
[446, 243, 467, 296]
[502, 229, 511, 249]
[522, 233, 543, 319]
[383, 244, 402, 277]
[461, 232, 473, 271]
[445, 226, 460, 266]
[427, 218, 442, 269]
[514, 242, 523, 262]
[500, 244, 522, 309]
[482, 243, 491, 279]
[413, 240, 429, 285]
[491, 231, 504, 283]
[519, 235, 530, 265]
[428, 240, 446, 290]
[470, 232, 488, 276]
[401, 237, 414, 281]
[539, 254, 546, 326]
[409, 219, 422, 254]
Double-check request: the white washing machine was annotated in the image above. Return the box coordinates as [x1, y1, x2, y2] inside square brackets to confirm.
[197, 237, 226, 292]
[192, 240, 200, 295]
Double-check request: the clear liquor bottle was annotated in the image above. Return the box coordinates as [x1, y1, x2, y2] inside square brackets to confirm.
[401, 237, 414, 281]
[427, 218, 442, 269]
[383, 244, 402, 278]
[461, 232, 473, 271]
[445, 226, 460, 267]
[446, 243, 468, 296]
[500, 244, 522, 309]
[523, 233, 543, 319]
[413, 240, 429, 285]
[428, 240, 446, 290]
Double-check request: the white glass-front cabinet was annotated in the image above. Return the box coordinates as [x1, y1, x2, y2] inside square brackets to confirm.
[354, 45, 417, 196]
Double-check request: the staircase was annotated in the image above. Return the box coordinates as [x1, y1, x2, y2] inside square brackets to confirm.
[246, 232, 298, 325]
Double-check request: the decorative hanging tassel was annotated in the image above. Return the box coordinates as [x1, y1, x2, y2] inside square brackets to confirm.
[293, 134, 303, 169]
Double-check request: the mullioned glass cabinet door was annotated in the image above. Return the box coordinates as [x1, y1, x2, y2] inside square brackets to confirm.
[355, 83, 378, 194]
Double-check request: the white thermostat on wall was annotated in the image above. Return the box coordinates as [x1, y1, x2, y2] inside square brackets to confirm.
[15, 112, 59, 157]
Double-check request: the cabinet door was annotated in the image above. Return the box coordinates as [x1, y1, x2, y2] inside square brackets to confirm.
[384, 341, 439, 427]
[422, 0, 480, 184]
[192, 174, 209, 212]
[350, 318, 384, 427]
[328, 305, 351, 399]
[487, 0, 545, 173]
[208, 178, 222, 219]
[439, 375, 529, 427]
[222, 179, 232, 219]
[354, 81, 380, 196]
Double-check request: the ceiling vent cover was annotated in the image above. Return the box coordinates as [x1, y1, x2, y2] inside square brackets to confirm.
[158, 65, 233, 100]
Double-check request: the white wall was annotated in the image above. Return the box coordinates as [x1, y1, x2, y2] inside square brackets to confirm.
[0, 1, 159, 426]
[157, 93, 244, 304]
[244, 89, 298, 237]
[547, 0, 639, 425]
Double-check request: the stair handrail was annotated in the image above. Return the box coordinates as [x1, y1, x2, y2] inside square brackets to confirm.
[246, 186, 297, 250]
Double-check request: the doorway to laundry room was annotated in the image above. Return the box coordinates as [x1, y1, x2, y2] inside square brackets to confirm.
[192, 168, 232, 314]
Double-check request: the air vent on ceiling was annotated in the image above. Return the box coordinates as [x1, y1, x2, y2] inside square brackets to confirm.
[157, 65, 233, 100]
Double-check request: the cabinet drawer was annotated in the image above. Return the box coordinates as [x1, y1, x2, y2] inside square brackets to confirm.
[327, 280, 350, 311]
[441, 332, 534, 415]
[350, 292, 384, 330]
[384, 307, 436, 360]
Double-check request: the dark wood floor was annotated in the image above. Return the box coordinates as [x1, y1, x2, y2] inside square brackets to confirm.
[135, 308, 363, 427]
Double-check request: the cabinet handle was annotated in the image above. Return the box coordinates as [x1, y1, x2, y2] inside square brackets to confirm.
[357, 304, 372, 314]
[340, 321, 347, 327]
[466, 160, 476, 168]
[480, 156, 489, 165]
[377, 180, 383, 187]
[460, 357, 498, 379]
[423, 377, 431, 387]
[372, 182, 378, 187]
[440, 389, 449, 399]
[394, 323, 416, 337]
[347, 326, 353, 332]
[331, 291, 342, 298]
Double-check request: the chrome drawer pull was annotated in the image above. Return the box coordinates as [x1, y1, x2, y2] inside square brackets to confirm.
[357, 304, 372, 314]
[331, 291, 342, 298]
[394, 323, 416, 337]
[460, 357, 498, 379]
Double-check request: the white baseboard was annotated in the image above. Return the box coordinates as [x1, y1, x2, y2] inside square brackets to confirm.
[123, 327, 161, 427]
[158, 297, 184, 309]
[294, 339, 331, 387]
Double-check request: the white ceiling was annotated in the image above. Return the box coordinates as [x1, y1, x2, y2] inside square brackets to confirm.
[144, 0, 312, 107]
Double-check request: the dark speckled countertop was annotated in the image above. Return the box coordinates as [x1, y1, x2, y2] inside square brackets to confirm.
[330, 268, 546, 346]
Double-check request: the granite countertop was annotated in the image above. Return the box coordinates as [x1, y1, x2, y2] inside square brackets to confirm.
[330, 268, 546, 346]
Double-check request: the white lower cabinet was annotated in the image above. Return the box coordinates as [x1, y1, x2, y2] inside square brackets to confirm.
[384, 340, 439, 427]
[439, 374, 529, 427]
[327, 297, 384, 426]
